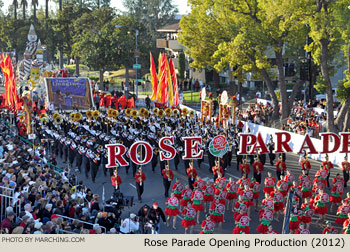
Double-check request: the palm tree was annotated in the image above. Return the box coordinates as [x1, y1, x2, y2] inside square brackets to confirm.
[31, 0, 38, 22]
[12, 0, 18, 20]
[45, 0, 50, 19]
[20, 0, 28, 20]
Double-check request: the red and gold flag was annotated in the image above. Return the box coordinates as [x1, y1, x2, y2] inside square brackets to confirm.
[165, 56, 174, 106]
[169, 58, 179, 107]
[156, 53, 168, 104]
[150, 52, 158, 101]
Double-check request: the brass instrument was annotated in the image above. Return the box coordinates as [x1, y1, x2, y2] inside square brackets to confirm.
[182, 107, 188, 116]
[40, 117, 49, 124]
[118, 140, 123, 144]
[158, 109, 165, 118]
[189, 110, 195, 118]
[86, 110, 93, 119]
[39, 113, 47, 119]
[112, 109, 119, 118]
[155, 147, 160, 153]
[108, 108, 114, 117]
[165, 107, 172, 116]
[53, 112, 60, 119]
[139, 107, 146, 116]
[70, 112, 76, 120]
[74, 112, 82, 121]
[54, 116, 63, 125]
[93, 110, 100, 119]
[131, 109, 139, 119]
[173, 108, 180, 116]
[143, 110, 149, 118]
[152, 107, 159, 114]
[125, 108, 132, 117]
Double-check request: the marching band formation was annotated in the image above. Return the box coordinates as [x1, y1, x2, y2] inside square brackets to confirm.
[30, 106, 350, 234]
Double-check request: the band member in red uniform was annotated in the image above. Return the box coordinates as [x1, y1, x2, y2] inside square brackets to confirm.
[186, 162, 197, 189]
[275, 155, 286, 180]
[294, 223, 310, 234]
[271, 187, 284, 221]
[240, 158, 250, 177]
[265, 224, 278, 234]
[191, 186, 204, 224]
[180, 185, 193, 211]
[172, 178, 184, 200]
[250, 178, 261, 211]
[203, 180, 215, 212]
[314, 188, 329, 224]
[212, 160, 224, 181]
[256, 206, 273, 234]
[322, 154, 334, 188]
[252, 156, 264, 184]
[300, 155, 311, 175]
[161, 165, 174, 197]
[232, 208, 250, 234]
[165, 193, 180, 229]
[322, 221, 336, 234]
[199, 214, 215, 234]
[193, 176, 206, 191]
[110, 170, 122, 192]
[210, 198, 225, 230]
[335, 201, 350, 226]
[284, 170, 295, 191]
[181, 202, 196, 234]
[263, 172, 276, 195]
[134, 167, 146, 202]
[330, 174, 345, 211]
[301, 198, 314, 229]
[315, 165, 328, 188]
[226, 177, 238, 212]
[341, 155, 350, 188]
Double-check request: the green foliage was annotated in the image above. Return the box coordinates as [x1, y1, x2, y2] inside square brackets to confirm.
[336, 77, 350, 103]
[315, 75, 327, 94]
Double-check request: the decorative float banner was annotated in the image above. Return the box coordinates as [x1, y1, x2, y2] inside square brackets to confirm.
[209, 135, 229, 157]
[105, 132, 350, 168]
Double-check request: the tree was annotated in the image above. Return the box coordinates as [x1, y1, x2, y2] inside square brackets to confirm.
[72, 7, 119, 85]
[12, 0, 18, 20]
[20, 0, 28, 20]
[178, 52, 186, 82]
[305, 0, 350, 132]
[179, 0, 308, 121]
[45, 0, 50, 19]
[31, 0, 38, 22]
[122, 0, 178, 73]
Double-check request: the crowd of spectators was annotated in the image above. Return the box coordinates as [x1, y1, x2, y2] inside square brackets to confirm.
[0, 111, 122, 234]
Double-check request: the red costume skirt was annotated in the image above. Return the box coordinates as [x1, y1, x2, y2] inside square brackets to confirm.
[210, 214, 224, 223]
[192, 203, 204, 212]
[226, 192, 237, 200]
[252, 192, 259, 200]
[263, 187, 274, 194]
[199, 231, 213, 234]
[203, 195, 214, 202]
[315, 206, 328, 215]
[335, 217, 347, 226]
[330, 195, 342, 204]
[165, 207, 180, 216]
[302, 191, 312, 199]
[279, 190, 288, 197]
[219, 199, 226, 205]
[244, 200, 254, 208]
[274, 202, 284, 212]
[181, 218, 196, 228]
[256, 224, 268, 234]
[289, 220, 300, 231]
[232, 226, 250, 234]
[180, 199, 191, 207]
[301, 216, 312, 224]
[174, 193, 182, 200]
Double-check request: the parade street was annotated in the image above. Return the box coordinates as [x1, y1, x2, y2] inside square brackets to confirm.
[63, 148, 349, 234]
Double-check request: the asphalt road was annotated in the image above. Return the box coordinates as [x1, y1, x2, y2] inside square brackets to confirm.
[56, 149, 349, 234]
